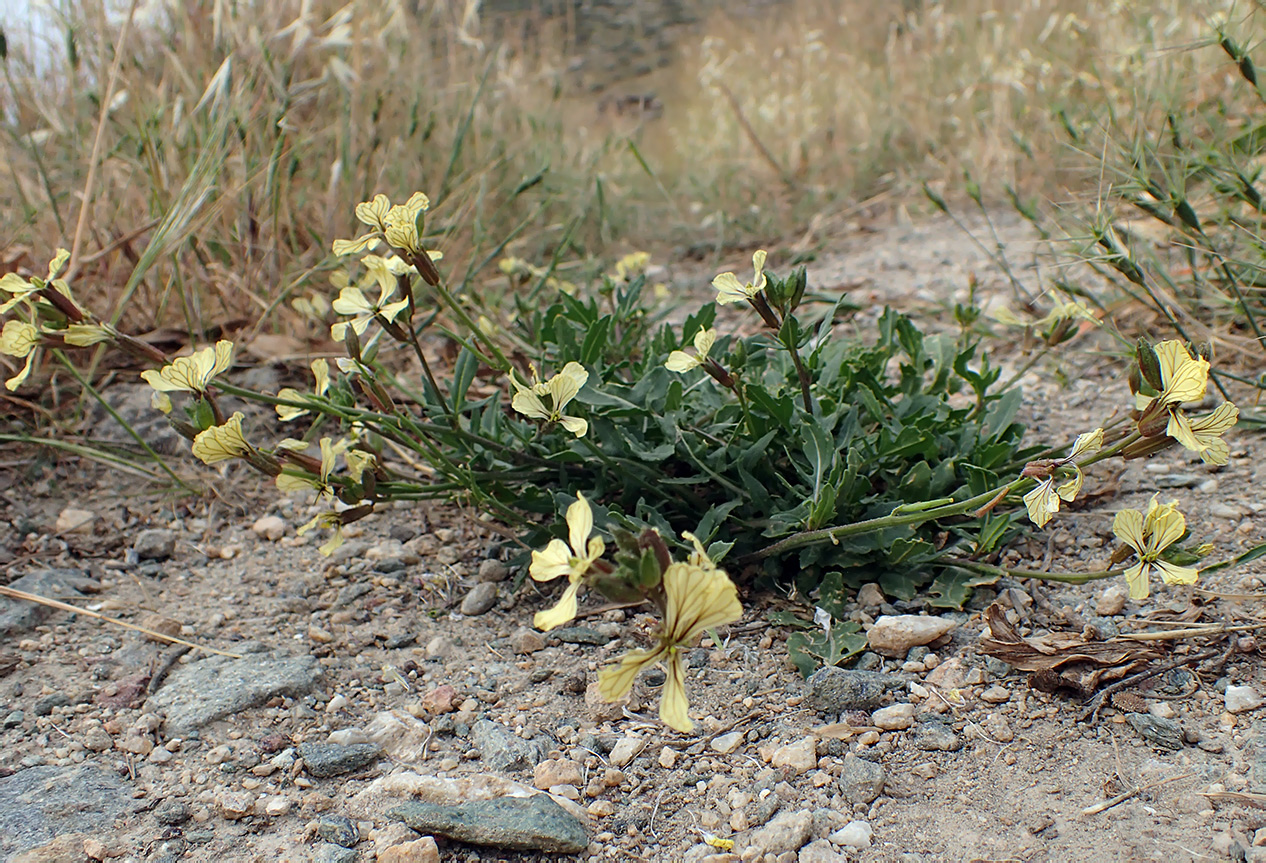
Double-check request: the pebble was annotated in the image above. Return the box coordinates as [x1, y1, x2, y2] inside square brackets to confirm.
[659, 747, 679, 769]
[855, 583, 885, 609]
[710, 731, 745, 754]
[316, 814, 360, 847]
[913, 719, 961, 751]
[739, 809, 813, 857]
[389, 793, 588, 853]
[799, 838, 846, 863]
[1211, 502, 1249, 519]
[471, 720, 544, 772]
[378, 837, 441, 863]
[609, 737, 645, 768]
[829, 820, 874, 849]
[871, 703, 915, 731]
[32, 693, 70, 717]
[839, 754, 886, 804]
[143, 653, 320, 736]
[770, 736, 818, 774]
[55, 506, 97, 534]
[264, 796, 292, 817]
[533, 759, 583, 790]
[312, 843, 358, 863]
[1126, 713, 1183, 750]
[299, 742, 383, 778]
[982, 714, 1015, 743]
[154, 799, 191, 825]
[478, 559, 509, 582]
[1227, 685, 1264, 714]
[252, 515, 287, 541]
[1154, 473, 1199, 488]
[980, 685, 1011, 704]
[134, 528, 177, 560]
[510, 629, 545, 654]
[1095, 584, 1128, 616]
[217, 791, 255, 820]
[328, 728, 369, 746]
[866, 614, 957, 657]
[460, 583, 498, 616]
[806, 667, 900, 712]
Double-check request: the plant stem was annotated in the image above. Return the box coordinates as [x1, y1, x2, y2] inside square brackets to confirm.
[940, 556, 1123, 586]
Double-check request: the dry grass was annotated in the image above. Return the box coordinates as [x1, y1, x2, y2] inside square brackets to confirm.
[0, 0, 1251, 334]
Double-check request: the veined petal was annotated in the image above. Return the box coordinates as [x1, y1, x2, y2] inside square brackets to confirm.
[4, 351, 35, 390]
[355, 194, 391, 229]
[1188, 403, 1238, 466]
[533, 579, 582, 631]
[1154, 559, 1199, 586]
[1123, 561, 1150, 600]
[332, 286, 373, 317]
[1066, 428, 1104, 460]
[565, 494, 594, 558]
[0, 320, 39, 357]
[318, 437, 337, 482]
[276, 472, 319, 493]
[1112, 508, 1146, 555]
[1154, 340, 1208, 404]
[693, 327, 716, 358]
[378, 297, 409, 324]
[1166, 409, 1202, 453]
[1144, 505, 1186, 555]
[560, 414, 589, 437]
[45, 248, 70, 281]
[659, 651, 693, 732]
[751, 250, 768, 291]
[548, 362, 588, 411]
[63, 323, 113, 346]
[511, 388, 550, 421]
[318, 525, 346, 557]
[312, 358, 330, 395]
[665, 350, 702, 372]
[275, 388, 309, 421]
[712, 272, 751, 305]
[661, 560, 742, 647]
[1023, 479, 1060, 527]
[191, 412, 250, 464]
[208, 340, 234, 380]
[1055, 467, 1084, 503]
[344, 449, 375, 483]
[530, 539, 573, 582]
[331, 235, 380, 256]
[597, 646, 665, 702]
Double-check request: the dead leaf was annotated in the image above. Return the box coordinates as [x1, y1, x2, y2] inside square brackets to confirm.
[978, 603, 1163, 696]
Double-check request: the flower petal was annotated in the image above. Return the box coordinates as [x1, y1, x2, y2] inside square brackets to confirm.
[1124, 562, 1150, 600]
[665, 350, 701, 372]
[560, 415, 589, 437]
[533, 578, 582, 631]
[1154, 559, 1199, 586]
[659, 651, 693, 732]
[565, 494, 594, 559]
[529, 539, 572, 582]
[1112, 508, 1146, 554]
[597, 646, 664, 702]
[1023, 479, 1059, 527]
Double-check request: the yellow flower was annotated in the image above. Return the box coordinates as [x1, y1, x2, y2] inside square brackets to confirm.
[712, 250, 768, 305]
[990, 299, 1098, 329]
[0, 319, 39, 390]
[276, 437, 339, 499]
[510, 362, 589, 437]
[0, 249, 70, 314]
[613, 251, 650, 281]
[276, 359, 331, 421]
[382, 192, 431, 255]
[298, 511, 345, 557]
[330, 256, 410, 342]
[141, 340, 234, 395]
[665, 328, 716, 373]
[191, 412, 251, 464]
[1022, 428, 1103, 527]
[62, 323, 114, 346]
[1166, 402, 1238, 466]
[344, 449, 376, 483]
[1112, 498, 1199, 600]
[1153, 340, 1209, 406]
[531, 493, 605, 631]
[152, 391, 173, 415]
[597, 553, 742, 733]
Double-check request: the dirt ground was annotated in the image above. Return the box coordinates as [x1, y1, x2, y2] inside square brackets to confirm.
[1, 210, 1264, 863]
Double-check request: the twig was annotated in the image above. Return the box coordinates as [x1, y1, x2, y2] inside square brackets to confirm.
[1077, 648, 1219, 724]
[1082, 773, 1194, 816]
[685, 709, 763, 756]
[148, 644, 193, 693]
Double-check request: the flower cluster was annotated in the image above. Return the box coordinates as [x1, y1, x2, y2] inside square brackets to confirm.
[1128, 340, 1238, 465]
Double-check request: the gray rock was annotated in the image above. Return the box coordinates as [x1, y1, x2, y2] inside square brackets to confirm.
[460, 582, 499, 615]
[0, 569, 96, 636]
[313, 842, 359, 863]
[154, 799, 191, 825]
[1126, 713, 1183, 751]
[839, 753, 886, 804]
[740, 809, 814, 857]
[913, 717, 962, 752]
[1155, 474, 1199, 489]
[549, 626, 612, 646]
[389, 793, 588, 853]
[806, 667, 902, 712]
[317, 813, 361, 847]
[478, 559, 510, 582]
[134, 528, 177, 561]
[32, 693, 70, 717]
[0, 764, 133, 858]
[144, 653, 320, 735]
[471, 720, 544, 772]
[4, 710, 24, 728]
[299, 742, 383, 778]
[334, 583, 373, 609]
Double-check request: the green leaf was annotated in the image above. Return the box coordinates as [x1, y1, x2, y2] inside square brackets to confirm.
[786, 621, 867, 677]
[1200, 542, 1266, 574]
[767, 610, 814, 629]
[926, 569, 999, 609]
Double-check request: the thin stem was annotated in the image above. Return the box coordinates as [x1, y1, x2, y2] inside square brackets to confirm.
[940, 556, 1123, 586]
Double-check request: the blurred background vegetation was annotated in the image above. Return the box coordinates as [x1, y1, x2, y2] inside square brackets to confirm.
[0, 0, 1256, 341]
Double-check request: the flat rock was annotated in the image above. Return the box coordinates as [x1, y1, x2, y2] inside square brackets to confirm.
[0, 764, 133, 858]
[134, 528, 177, 560]
[389, 793, 588, 853]
[867, 615, 957, 657]
[770, 736, 818, 774]
[1227, 685, 1264, 714]
[913, 717, 962, 752]
[379, 837, 441, 863]
[300, 742, 383, 778]
[839, 753, 886, 804]
[144, 653, 320, 735]
[806, 667, 902, 712]
[471, 720, 544, 772]
[1126, 713, 1183, 751]
[549, 626, 612, 645]
[460, 582, 499, 616]
[738, 809, 813, 857]
[0, 569, 96, 636]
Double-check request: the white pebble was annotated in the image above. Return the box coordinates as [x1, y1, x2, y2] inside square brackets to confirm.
[830, 820, 873, 848]
[1226, 685, 1264, 714]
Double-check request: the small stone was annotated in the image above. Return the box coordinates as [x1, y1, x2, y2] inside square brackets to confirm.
[799, 838, 846, 863]
[739, 809, 813, 857]
[871, 703, 914, 731]
[1227, 685, 1264, 714]
[609, 736, 645, 768]
[471, 720, 544, 772]
[867, 615, 957, 657]
[217, 791, 255, 820]
[389, 793, 588, 854]
[264, 796, 292, 817]
[913, 718, 961, 752]
[148, 746, 175, 764]
[829, 820, 873, 849]
[460, 583, 498, 616]
[534, 758, 583, 790]
[550, 626, 612, 645]
[1211, 502, 1249, 519]
[252, 515, 287, 541]
[710, 731, 745, 754]
[806, 667, 900, 712]
[117, 734, 154, 756]
[980, 685, 1011, 704]
[32, 693, 70, 717]
[421, 685, 458, 714]
[1149, 702, 1176, 720]
[299, 742, 382, 778]
[588, 800, 616, 818]
[55, 507, 96, 534]
[317, 813, 360, 847]
[328, 728, 368, 746]
[855, 583, 884, 610]
[770, 737, 817, 774]
[982, 713, 1014, 743]
[1125, 713, 1184, 750]
[3, 709, 23, 728]
[154, 799, 191, 825]
[82, 838, 109, 861]
[511, 629, 545, 655]
[478, 559, 509, 582]
[308, 625, 334, 644]
[133, 528, 178, 561]
[1095, 584, 1128, 616]
[378, 837, 441, 863]
[312, 843, 358, 863]
[839, 754, 885, 804]
[659, 747, 679, 769]
[1155, 473, 1199, 489]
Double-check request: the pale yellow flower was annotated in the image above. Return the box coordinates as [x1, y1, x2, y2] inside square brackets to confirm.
[298, 511, 345, 557]
[1113, 498, 1199, 600]
[330, 256, 410, 342]
[62, 323, 114, 346]
[531, 493, 605, 631]
[0, 320, 39, 390]
[276, 359, 332, 421]
[344, 449, 376, 483]
[665, 328, 716, 373]
[1166, 402, 1238, 466]
[141, 340, 234, 395]
[1022, 479, 1061, 529]
[1153, 340, 1209, 406]
[990, 299, 1098, 329]
[152, 391, 173, 415]
[712, 250, 767, 305]
[1022, 428, 1103, 527]
[0, 249, 70, 314]
[332, 192, 442, 260]
[276, 437, 339, 499]
[191, 412, 251, 464]
[510, 362, 589, 437]
[598, 552, 742, 733]
[613, 251, 650, 281]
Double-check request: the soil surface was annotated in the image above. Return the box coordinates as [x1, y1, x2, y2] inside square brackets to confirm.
[1, 211, 1263, 863]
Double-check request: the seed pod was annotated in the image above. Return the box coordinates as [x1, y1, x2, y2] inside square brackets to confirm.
[1136, 339, 1163, 391]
